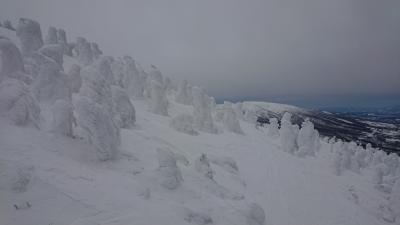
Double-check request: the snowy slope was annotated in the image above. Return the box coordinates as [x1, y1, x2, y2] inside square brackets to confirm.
[1, 22, 399, 225]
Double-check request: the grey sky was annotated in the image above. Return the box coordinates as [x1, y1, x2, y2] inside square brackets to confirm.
[1, 0, 399, 99]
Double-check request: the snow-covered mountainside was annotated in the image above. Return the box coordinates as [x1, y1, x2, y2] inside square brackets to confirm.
[1, 19, 400, 225]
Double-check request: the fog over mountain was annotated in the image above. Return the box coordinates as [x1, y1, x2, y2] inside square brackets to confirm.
[1, 0, 399, 100]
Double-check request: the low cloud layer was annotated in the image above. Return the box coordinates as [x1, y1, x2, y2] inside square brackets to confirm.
[1, 0, 399, 99]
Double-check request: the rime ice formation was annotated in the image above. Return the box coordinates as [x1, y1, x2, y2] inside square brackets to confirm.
[175, 80, 192, 105]
[90, 42, 102, 59]
[192, 86, 217, 133]
[220, 102, 244, 134]
[157, 148, 183, 190]
[30, 52, 69, 103]
[0, 78, 40, 128]
[148, 80, 168, 116]
[75, 37, 93, 66]
[279, 112, 298, 153]
[267, 118, 279, 138]
[16, 18, 43, 55]
[111, 85, 136, 129]
[49, 99, 73, 137]
[0, 38, 24, 82]
[67, 64, 82, 93]
[73, 96, 120, 161]
[45, 26, 58, 45]
[57, 28, 72, 56]
[38, 44, 64, 66]
[296, 119, 320, 157]
[3, 20, 15, 31]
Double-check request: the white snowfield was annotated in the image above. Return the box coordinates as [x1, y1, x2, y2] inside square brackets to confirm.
[1, 21, 399, 225]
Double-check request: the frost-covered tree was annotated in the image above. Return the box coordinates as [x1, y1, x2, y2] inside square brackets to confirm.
[75, 37, 93, 66]
[90, 42, 102, 59]
[67, 64, 82, 93]
[0, 78, 40, 128]
[3, 20, 15, 31]
[175, 80, 192, 105]
[163, 76, 175, 93]
[123, 57, 147, 98]
[195, 153, 214, 179]
[220, 102, 244, 134]
[384, 153, 399, 176]
[38, 44, 64, 66]
[156, 148, 183, 190]
[279, 112, 297, 153]
[45, 26, 58, 45]
[57, 28, 72, 56]
[267, 118, 279, 138]
[0, 39, 25, 82]
[170, 113, 198, 135]
[49, 99, 73, 137]
[233, 102, 244, 120]
[296, 119, 318, 157]
[30, 52, 69, 103]
[148, 80, 168, 116]
[111, 85, 135, 128]
[79, 57, 114, 115]
[192, 86, 217, 133]
[73, 96, 120, 161]
[147, 64, 163, 84]
[16, 18, 43, 55]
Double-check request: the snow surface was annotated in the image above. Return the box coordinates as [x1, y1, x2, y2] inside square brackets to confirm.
[0, 25, 398, 225]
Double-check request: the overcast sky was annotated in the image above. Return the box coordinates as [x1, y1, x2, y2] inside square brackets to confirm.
[1, 0, 399, 100]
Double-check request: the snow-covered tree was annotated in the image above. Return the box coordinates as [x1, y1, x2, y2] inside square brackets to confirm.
[296, 119, 318, 157]
[38, 44, 64, 66]
[148, 80, 168, 116]
[91, 42, 102, 59]
[194, 153, 214, 179]
[3, 20, 15, 31]
[79, 57, 114, 116]
[123, 57, 147, 98]
[30, 52, 70, 103]
[163, 76, 175, 93]
[170, 113, 198, 135]
[67, 64, 82, 93]
[75, 37, 93, 66]
[111, 85, 135, 129]
[16, 18, 43, 56]
[147, 64, 163, 84]
[0, 38, 25, 82]
[219, 102, 244, 134]
[73, 96, 120, 161]
[233, 102, 244, 120]
[45, 26, 58, 45]
[0, 78, 40, 128]
[156, 148, 183, 190]
[175, 80, 192, 105]
[49, 99, 73, 137]
[57, 28, 72, 56]
[192, 86, 217, 133]
[267, 118, 279, 138]
[279, 112, 297, 153]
